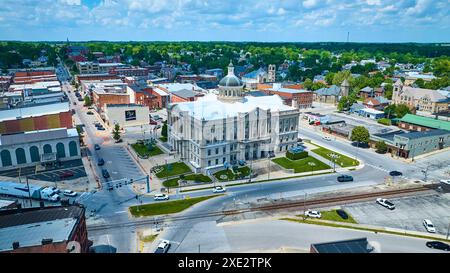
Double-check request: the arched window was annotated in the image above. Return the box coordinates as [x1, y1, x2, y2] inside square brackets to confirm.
[69, 141, 78, 157]
[1, 150, 12, 167]
[43, 144, 52, 154]
[56, 143, 66, 158]
[15, 148, 26, 164]
[30, 146, 40, 162]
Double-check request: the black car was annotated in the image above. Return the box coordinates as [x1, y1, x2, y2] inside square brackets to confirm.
[94, 144, 101, 150]
[87, 111, 94, 115]
[337, 175, 354, 182]
[115, 139, 123, 143]
[426, 241, 450, 251]
[97, 126, 105, 131]
[102, 169, 110, 179]
[97, 158, 105, 166]
[389, 171, 403, 176]
[336, 209, 349, 220]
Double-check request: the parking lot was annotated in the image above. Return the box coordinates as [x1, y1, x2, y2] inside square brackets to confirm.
[0, 159, 87, 182]
[343, 193, 450, 235]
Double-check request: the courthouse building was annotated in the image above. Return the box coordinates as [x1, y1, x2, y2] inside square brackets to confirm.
[168, 62, 299, 173]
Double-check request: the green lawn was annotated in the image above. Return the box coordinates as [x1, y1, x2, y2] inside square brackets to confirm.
[155, 162, 192, 178]
[129, 195, 218, 217]
[272, 156, 330, 173]
[214, 166, 252, 181]
[131, 143, 164, 157]
[311, 146, 359, 167]
[298, 209, 357, 224]
[162, 173, 212, 188]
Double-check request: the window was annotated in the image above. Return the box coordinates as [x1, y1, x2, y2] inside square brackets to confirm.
[208, 160, 211, 166]
[215, 159, 219, 165]
[208, 150, 211, 156]
[215, 148, 219, 154]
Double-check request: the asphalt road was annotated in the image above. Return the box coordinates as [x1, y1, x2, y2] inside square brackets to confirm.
[57, 61, 448, 253]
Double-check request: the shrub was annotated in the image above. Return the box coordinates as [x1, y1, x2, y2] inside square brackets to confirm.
[377, 118, 392, 126]
[286, 150, 308, 160]
[375, 141, 388, 154]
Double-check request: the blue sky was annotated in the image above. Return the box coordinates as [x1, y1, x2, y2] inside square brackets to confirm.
[0, 0, 449, 42]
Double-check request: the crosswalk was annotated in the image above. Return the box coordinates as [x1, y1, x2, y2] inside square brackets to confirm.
[366, 163, 390, 173]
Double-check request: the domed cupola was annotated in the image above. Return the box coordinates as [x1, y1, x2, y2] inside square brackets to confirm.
[218, 60, 244, 103]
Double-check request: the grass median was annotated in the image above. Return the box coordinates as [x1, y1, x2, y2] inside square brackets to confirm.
[272, 156, 330, 173]
[310, 145, 359, 167]
[129, 195, 218, 217]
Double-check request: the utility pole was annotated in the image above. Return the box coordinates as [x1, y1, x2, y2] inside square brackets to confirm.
[26, 176, 32, 207]
[446, 222, 450, 240]
[267, 155, 271, 180]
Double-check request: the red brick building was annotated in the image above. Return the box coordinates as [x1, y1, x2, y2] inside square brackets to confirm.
[171, 89, 205, 103]
[150, 87, 170, 108]
[260, 85, 313, 109]
[76, 74, 119, 84]
[0, 204, 91, 253]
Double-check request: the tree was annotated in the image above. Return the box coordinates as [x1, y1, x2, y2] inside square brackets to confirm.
[161, 120, 168, 139]
[351, 126, 370, 144]
[384, 83, 393, 99]
[112, 124, 121, 141]
[395, 104, 411, 118]
[375, 141, 388, 154]
[84, 96, 92, 106]
[303, 78, 313, 90]
[338, 96, 356, 111]
[384, 104, 397, 119]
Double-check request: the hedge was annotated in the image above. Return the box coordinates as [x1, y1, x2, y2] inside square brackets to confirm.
[377, 118, 392, 126]
[286, 150, 308, 160]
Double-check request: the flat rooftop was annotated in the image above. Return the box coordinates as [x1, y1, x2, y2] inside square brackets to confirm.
[0, 127, 78, 146]
[0, 218, 77, 251]
[173, 93, 295, 120]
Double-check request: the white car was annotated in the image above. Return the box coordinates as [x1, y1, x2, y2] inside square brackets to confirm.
[154, 193, 169, 201]
[423, 219, 436, 233]
[322, 136, 332, 141]
[155, 240, 171, 253]
[304, 209, 321, 218]
[63, 190, 77, 197]
[376, 198, 395, 210]
[212, 186, 226, 193]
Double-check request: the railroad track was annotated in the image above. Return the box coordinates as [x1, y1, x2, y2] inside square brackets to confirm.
[87, 184, 438, 232]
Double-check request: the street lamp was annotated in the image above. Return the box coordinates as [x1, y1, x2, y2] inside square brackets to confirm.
[308, 162, 316, 175]
[330, 153, 340, 173]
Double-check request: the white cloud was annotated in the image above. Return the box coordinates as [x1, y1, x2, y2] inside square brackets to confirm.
[302, 0, 318, 9]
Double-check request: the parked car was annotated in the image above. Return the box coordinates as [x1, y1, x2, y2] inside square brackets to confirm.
[63, 190, 77, 197]
[154, 240, 170, 253]
[107, 183, 114, 191]
[97, 126, 105, 131]
[48, 187, 61, 194]
[423, 219, 436, 233]
[150, 119, 158, 125]
[77, 97, 84, 102]
[102, 169, 110, 179]
[337, 175, 353, 182]
[94, 144, 101, 150]
[115, 139, 123, 143]
[336, 209, 349, 220]
[389, 170, 403, 176]
[152, 115, 162, 120]
[322, 136, 332, 141]
[155, 125, 161, 129]
[59, 171, 74, 179]
[97, 158, 105, 166]
[154, 193, 169, 201]
[304, 209, 321, 218]
[212, 186, 226, 193]
[87, 111, 94, 115]
[94, 122, 101, 127]
[73, 102, 77, 105]
[376, 198, 395, 210]
[425, 241, 450, 251]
